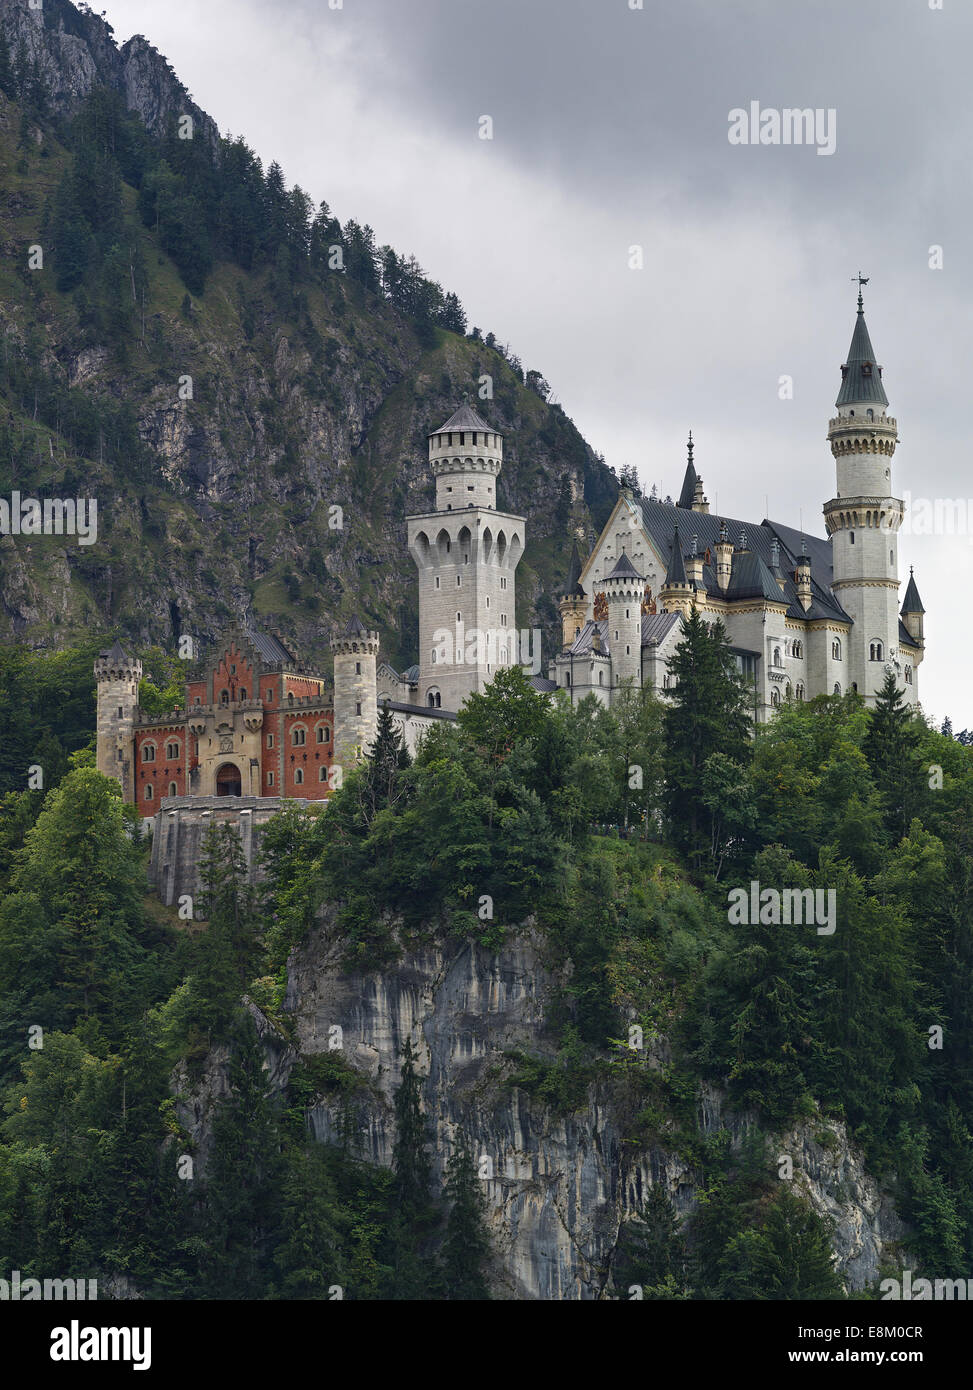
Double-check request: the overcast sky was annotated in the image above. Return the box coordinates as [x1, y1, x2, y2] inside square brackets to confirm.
[105, 0, 972, 724]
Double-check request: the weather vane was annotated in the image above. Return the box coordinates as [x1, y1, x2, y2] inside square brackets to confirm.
[852, 271, 869, 312]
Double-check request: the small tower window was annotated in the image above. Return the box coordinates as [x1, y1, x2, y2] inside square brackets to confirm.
[905, 666, 913, 685]
[267, 734, 274, 749]
[295, 768, 304, 785]
[117, 706, 123, 718]
[145, 784, 154, 800]
[267, 771, 275, 787]
[356, 662, 361, 674]
[356, 702, 362, 716]
[169, 782, 177, 798]
[850, 532, 855, 544]
[834, 683, 841, 696]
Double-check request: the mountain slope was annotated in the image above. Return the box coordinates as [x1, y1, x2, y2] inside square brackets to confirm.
[0, 0, 618, 675]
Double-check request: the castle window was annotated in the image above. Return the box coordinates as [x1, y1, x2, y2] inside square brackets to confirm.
[771, 689, 781, 708]
[142, 744, 156, 763]
[500, 577, 507, 590]
[501, 614, 507, 626]
[870, 641, 884, 662]
[796, 683, 805, 701]
[890, 549, 894, 565]
[486, 596, 491, 609]
[850, 532, 855, 544]
[220, 690, 230, 705]
[117, 706, 123, 718]
[626, 646, 630, 656]
[598, 670, 603, 686]
[435, 577, 441, 589]
[832, 640, 842, 660]
[457, 611, 462, 623]
[239, 688, 247, 700]
[319, 765, 328, 781]
[166, 742, 179, 760]
[566, 672, 571, 687]
[792, 641, 803, 659]
[267, 772, 274, 786]
[356, 702, 362, 716]
[773, 646, 782, 666]
[457, 575, 462, 586]
[267, 734, 274, 748]
[317, 725, 329, 743]
[146, 785, 154, 799]
[169, 782, 177, 798]
[867, 409, 874, 420]
[292, 728, 306, 746]
[194, 696, 201, 706]
[295, 768, 304, 785]
[356, 662, 361, 674]
[230, 664, 236, 675]
[834, 683, 841, 696]
[905, 666, 913, 685]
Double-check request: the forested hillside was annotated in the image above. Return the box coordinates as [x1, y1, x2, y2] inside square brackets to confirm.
[1, 615, 972, 1297]
[0, 0, 615, 671]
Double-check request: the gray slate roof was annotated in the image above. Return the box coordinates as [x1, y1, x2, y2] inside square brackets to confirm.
[677, 458, 698, 510]
[901, 570, 925, 614]
[245, 625, 296, 665]
[637, 499, 850, 623]
[432, 404, 495, 435]
[608, 550, 644, 580]
[898, 620, 921, 652]
[835, 307, 889, 408]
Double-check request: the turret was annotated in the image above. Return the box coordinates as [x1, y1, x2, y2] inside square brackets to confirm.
[715, 520, 733, 589]
[603, 551, 644, 689]
[95, 640, 142, 802]
[686, 533, 705, 589]
[795, 543, 812, 612]
[901, 567, 925, 646]
[559, 538, 588, 650]
[676, 432, 709, 513]
[427, 403, 502, 512]
[660, 526, 694, 617]
[331, 616, 379, 770]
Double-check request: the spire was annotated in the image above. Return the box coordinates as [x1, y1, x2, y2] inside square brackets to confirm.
[901, 566, 925, 614]
[565, 538, 585, 596]
[664, 527, 688, 585]
[836, 278, 889, 408]
[607, 551, 643, 581]
[677, 432, 698, 509]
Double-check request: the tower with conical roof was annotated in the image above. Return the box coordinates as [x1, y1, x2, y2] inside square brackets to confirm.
[603, 550, 644, 689]
[659, 526, 694, 618]
[823, 283, 907, 704]
[408, 404, 525, 710]
[94, 640, 143, 802]
[558, 538, 587, 650]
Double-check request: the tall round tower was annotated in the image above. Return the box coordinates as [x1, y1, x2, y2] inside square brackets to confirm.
[331, 616, 379, 771]
[823, 284, 904, 703]
[604, 551, 644, 694]
[408, 404, 525, 712]
[94, 640, 142, 802]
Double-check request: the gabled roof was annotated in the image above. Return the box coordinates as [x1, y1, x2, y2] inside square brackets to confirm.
[725, 550, 788, 604]
[431, 404, 494, 435]
[568, 619, 611, 657]
[901, 568, 925, 614]
[607, 550, 644, 581]
[835, 302, 889, 408]
[245, 625, 296, 665]
[641, 612, 681, 647]
[637, 499, 851, 623]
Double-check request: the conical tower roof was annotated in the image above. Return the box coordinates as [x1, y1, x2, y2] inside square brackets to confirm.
[564, 538, 585, 596]
[664, 527, 688, 585]
[836, 290, 889, 408]
[431, 404, 494, 435]
[676, 432, 697, 509]
[901, 567, 925, 614]
[607, 551, 643, 581]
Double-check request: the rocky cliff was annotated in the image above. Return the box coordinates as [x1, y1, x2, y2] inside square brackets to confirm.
[175, 919, 906, 1299]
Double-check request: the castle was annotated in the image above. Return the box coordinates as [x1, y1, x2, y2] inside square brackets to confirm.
[94, 290, 925, 902]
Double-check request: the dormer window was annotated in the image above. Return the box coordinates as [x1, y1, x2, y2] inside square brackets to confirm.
[862, 363, 872, 377]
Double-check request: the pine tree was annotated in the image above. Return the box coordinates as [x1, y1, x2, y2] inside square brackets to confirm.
[441, 1130, 491, 1299]
[359, 702, 409, 823]
[189, 824, 260, 1044]
[663, 610, 751, 870]
[389, 1038, 438, 1297]
[863, 671, 923, 839]
[0, 29, 14, 99]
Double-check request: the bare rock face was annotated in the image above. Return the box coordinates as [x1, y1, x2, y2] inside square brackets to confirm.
[236, 920, 902, 1300]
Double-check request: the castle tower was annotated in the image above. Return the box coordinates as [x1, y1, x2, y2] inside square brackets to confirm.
[823, 283, 904, 703]
[659, 525, 694, 618]
[331, 616, 379, 771]
[408, 404, 525, 711]
[559, 538, 587, 649]
[604, 551, 644, 692]
[676, 433, 709, 513]
[95, 640, 142, 802]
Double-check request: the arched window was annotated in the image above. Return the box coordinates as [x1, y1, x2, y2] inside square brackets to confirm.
[166, 742, 179, 760]
[428, 692, 436, 707]
[292, 727, 307, 746]
[294, 768, 304, 785]
[220, 689, 230, 706]
[785, 682, 792, 701]
[796, 682, 805, 701]
[598, 670, 604, 686]
[319, 765, 329, 782]
[834, 682, 841, 696]
[832, 639, 841, 661]
[239, 688, 247, 700]
[168, 782, 177, 798]
[145, 784, 154, 800]
[771, 688, 781, 708]
[142, 744, 156, 763]
[792, 640, 803, 659]
[869, 641, 884, 662]
[773, 646, 782, 666]
[905, 666, 913, 685]
[867, 408, 874, 420]
[316, 724, 330, 743]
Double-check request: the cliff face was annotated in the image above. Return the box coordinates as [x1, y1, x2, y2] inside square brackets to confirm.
[175, 920, 906, 1300]
[0, 0, 616, 671]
